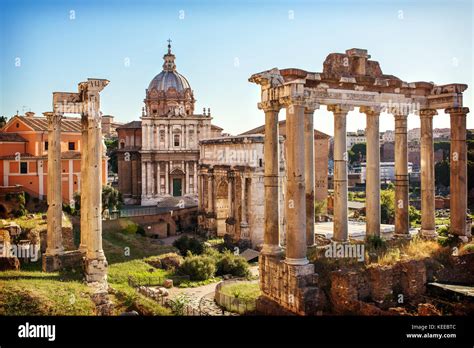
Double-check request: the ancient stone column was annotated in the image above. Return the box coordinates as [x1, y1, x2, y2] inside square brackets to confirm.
[361, 106, 381, 237]
[328, 105, 350, 242]
[44, 112, 64, 266]
[419, 109, 437, 238]
[158, 164, 162, 195]
[197, 172, 203, 210]
[304, 107, 316, 246]
[241, 176, 249, 239]
[394, 113, 409, 236]
[141, 162, 146, 199]
[261, 101, 282, 255]
[84, 113, 107, 283]
[208, 170, 214, 212]
[284, 100, 308, 265]
[193, 161, 198, 194]
[79, 114, 89, 252]
[446, 107, 469, 239]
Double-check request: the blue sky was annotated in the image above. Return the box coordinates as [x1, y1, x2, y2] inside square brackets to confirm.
[0, 0, 472, 135]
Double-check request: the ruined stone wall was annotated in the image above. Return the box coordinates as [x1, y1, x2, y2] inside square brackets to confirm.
[258, 254, 324, 315]
[329, 260, 427, 314]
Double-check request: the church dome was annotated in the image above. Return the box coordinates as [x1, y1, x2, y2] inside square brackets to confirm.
[147, 41, 191, 93]
[148, 70, 191, 92]
[145, 41, 195, 117]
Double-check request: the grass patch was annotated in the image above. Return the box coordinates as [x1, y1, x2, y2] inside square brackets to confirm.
[106, 259, 173, 315]
[376, 237, 441, 266]
[102, 224, 176, 264]
[0, 271, 95, 315]
[108, 259, 170, 287]
[220, 282, 260, 302]
[178, 277, 222, 288]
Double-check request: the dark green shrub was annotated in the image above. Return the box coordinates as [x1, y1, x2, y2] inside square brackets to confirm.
[145, 253, 183, 271]
[179, 254, 216, 281]
[136, 225, 145, 236]
[173, 235, 204, 256]
[366, 235, 387, 252]
[216, 251, 250, 278]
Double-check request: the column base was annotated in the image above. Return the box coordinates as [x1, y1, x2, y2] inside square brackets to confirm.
[285, 257, 309, 266]
[42, 253, 62, 272]
[420, 229, 437, 239]
[261, 244, 283, 256]
[393, 233, 412, 240]
[332, 236, 349, 243]
[84, 257, 108, 284]
[240, 223, 250, 239]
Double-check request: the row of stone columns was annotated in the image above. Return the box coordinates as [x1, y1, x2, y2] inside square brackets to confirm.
[260, 101, 470, 259]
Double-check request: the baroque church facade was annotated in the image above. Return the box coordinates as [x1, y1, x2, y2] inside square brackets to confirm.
[117, 43, 223, 205]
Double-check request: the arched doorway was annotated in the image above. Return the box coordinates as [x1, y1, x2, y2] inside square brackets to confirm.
[170, 167, 185, 197]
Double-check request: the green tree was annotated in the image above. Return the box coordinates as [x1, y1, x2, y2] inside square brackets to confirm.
[348, 143, 366, 164]
[102, 185, 123, 214]
[0, 116, 7, 128]
[105, 138, 118, 174]
[435, 160, 450, 188]
[380, 188, 395, 224]
[434, 141, 450, 161]
[73, 186, 123, 215]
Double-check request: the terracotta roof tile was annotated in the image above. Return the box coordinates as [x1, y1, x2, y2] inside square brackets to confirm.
[0, 133, 27, 142]
[12, 116, 82, 133]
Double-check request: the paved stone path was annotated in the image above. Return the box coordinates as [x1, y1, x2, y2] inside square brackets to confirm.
[165, 265, 260, 316]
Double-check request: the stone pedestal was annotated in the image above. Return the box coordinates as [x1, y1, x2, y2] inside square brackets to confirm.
[420, 109, 437, 238]
[257, 254, 323, 315]
[447, 107, 469, 238]
[394, 114, 409, 236]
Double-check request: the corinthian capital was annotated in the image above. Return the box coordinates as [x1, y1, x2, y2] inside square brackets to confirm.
[327, 104, 354, 114]
[419, 109, 438, 118]
[44, 112, 62, 128]
[258, 101, 281, 112]
[359, 105, 383, 116]
[445, 107, 469, 116]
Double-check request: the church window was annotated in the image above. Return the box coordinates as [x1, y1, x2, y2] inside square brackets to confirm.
[174, 134, 180, 147]
[68, 142, 75, 150]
